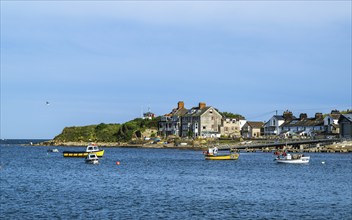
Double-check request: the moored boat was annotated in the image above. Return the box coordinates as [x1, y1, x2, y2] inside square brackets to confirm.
[274, 152, 310, 164]
[47, 148, 59, 153]
[204, 147, 239, 160]
[85, 153, 99, 164]
[63, 143, 104, 157]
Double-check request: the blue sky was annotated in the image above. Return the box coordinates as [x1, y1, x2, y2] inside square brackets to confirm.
[1, 1, 351, 139]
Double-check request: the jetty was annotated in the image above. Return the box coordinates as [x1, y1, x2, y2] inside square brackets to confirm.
[217, 138, 352, 153]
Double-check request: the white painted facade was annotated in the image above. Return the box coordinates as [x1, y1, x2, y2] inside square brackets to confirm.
[264, 116, 285, 135]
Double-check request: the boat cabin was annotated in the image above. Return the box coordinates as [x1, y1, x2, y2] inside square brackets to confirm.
[86, 154, 99, 160]
[86, 144, 100, 152]
[205, 147, 218, 156]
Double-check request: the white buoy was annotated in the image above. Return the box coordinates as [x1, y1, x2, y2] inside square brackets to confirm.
[322, 161, 325, 164]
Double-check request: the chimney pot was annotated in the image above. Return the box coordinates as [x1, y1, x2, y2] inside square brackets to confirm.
[177, 101, 184, 109]
[283, 110, 293, 121]
[199, 102, 206, 109]
[299, 113, 307, 120]
[315, 113, 323, 120]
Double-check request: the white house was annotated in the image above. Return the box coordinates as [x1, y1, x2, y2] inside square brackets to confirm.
[263, 111, 293, 136]
[239, 119, 247, 130]
[324, 110, 340, 134]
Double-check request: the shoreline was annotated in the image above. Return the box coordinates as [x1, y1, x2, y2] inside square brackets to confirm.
[32, 140, 352, 153]
[34, 141, 207, 150]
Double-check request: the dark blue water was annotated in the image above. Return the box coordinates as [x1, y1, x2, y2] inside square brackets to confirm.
[1, 143, 351, 219]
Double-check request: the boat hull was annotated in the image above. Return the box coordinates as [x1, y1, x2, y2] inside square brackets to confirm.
[276, 156, 310, 164]
[85, 160, 99, 164]
[63, 150, 104, 157]
[205, 153, 239, 160]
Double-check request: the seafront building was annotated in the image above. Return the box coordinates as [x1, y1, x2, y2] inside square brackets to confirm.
[180, 102, 223, 138]
[241, 121, 264, 138]
[220, 118, 242, 138]
[263, 111, 294, 136]
[158, 102, 352, 139]
[159, 101, 240, 138]
[324, 110, 341, 134]
[159, 101, 188, 137]
[280, 113, 324, 137]
[339, 114, 352, 138]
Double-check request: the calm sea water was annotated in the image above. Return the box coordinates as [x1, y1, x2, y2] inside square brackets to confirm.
[1, 140, 351, 219]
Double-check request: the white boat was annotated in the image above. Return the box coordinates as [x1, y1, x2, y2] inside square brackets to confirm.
[274, 153, 310, 164]
[85, 153, 99, 164]
[47, 148, 59, 153]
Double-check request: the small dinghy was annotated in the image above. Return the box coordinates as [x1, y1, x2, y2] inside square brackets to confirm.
[85, 153, 99, 165]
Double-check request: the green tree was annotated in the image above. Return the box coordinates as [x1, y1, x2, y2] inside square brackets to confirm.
[221, 112, 245, 119]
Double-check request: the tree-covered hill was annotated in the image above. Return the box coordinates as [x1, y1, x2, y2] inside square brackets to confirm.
[53, 117, 160, 142]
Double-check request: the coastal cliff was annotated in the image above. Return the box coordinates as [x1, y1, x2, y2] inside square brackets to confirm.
[50, 117, 160, 144]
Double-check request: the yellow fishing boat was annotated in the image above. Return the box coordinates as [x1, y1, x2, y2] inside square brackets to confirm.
[63, 143, 104, 157]
[205, 153, 239, 160]
[204, 147, 239, 160]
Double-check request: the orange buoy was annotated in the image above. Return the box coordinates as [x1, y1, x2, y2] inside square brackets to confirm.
[116, 161, 120, 165]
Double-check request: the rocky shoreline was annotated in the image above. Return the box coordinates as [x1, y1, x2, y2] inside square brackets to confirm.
[35, 140, 207, 150]
[35, 140, 352, 153]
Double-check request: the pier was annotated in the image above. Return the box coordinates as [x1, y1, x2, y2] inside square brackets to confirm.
[218, 138, 352, 153]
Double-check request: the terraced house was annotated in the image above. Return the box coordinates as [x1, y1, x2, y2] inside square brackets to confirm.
[280, 113, 325, 137]
[159, 102, 224, 138]
[181, 102, 222, 138]
[158, 101, 188, 137]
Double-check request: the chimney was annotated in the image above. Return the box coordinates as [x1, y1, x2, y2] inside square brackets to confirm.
[315, 113, 323, 120]
[283, 110, 293, 122]
[331, 110, 340, 115]
[299, 113, 307, 120]
[177, 101, 184, 109]
[199, 102, 206, 109]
